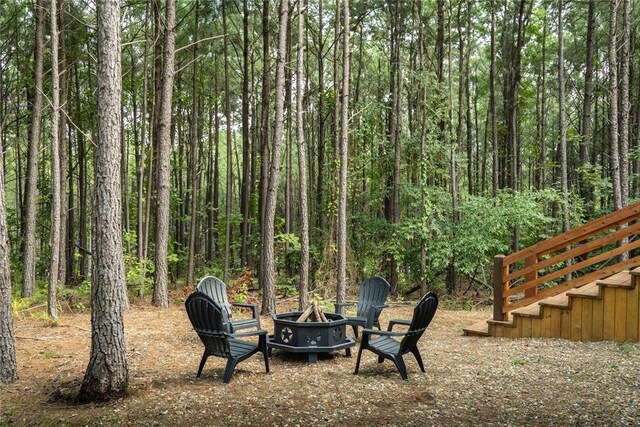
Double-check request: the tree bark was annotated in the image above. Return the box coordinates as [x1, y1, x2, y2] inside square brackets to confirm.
[187, 1, 200, 287]
[296, 0, 309, 310]
[79, 0, 129, 401]
[21, 0, 45, 298]
[558, 0, 569, 236]
[0, 117, 16, 383]
[620, 0, 631, 207]
[579, 0, 595, 212]
[609, 0, 622, 210]
[261, 0, 290, 315]
[223, 0, 233, 282]
[337, 0, 350, 304]
[58, 0, 69, 287]
[240, 0, 251, 267]
[153, 0, 176, 308]
[49, 0, 61, 319]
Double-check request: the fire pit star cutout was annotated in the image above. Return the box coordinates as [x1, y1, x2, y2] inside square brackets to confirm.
[281, 327, 293, 343]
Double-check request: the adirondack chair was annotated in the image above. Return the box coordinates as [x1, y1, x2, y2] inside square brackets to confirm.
[185, 291, 270, 383]
[197, 276, 260, 332]
[334, 276, 390, 338]
[354, 291, 438, 380]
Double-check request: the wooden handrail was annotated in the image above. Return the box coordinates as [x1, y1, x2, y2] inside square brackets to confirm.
[493, 201, 640, 321]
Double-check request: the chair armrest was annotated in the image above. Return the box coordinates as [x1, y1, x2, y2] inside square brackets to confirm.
[231, 329, 267, 338]
[334, 302, 356, 315]
[361, 328, 407, 338]
[387, 319, 411, 331]
[373, 304, 389, 310]
[231, 302, 260, 319]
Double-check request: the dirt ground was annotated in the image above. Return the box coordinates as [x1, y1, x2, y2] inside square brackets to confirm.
[2, 296, 640, 426]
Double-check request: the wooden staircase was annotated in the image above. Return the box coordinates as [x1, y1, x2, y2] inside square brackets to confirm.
[464, 202, 640, 342]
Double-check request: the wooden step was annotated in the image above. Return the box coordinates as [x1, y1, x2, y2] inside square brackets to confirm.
[462, 320, 489, 337]
[511, 303, 540, 318]
[597, 270, 633, 288]
[567, 281, 600, 299]
[539, 292, 569, 309]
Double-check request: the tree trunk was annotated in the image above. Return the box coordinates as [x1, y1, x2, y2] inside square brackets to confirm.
[187, 1, 200, 287]
[58, 0, 69, 287]
[79, 0, 129, 401]
[240, 0, 251, 267]
[261, 0, 290, 315]
[558, 0, 569, 237]
[337, 0, 350, 304]
[609, 0, 622, 210]
[259, 0, 271, 257]
[48, 0, 61, 319]
[153, 0, 176, 308]
[0, 117, 16, 383]
[316, 0, 325, 232]
[620, 0, 631, 207]
[296, 0, 309, 310]
[579, 0, 595, 212]
[223, 0, 233, 282]
[21, 0, 45, 298]
[490, 0, 498, 196]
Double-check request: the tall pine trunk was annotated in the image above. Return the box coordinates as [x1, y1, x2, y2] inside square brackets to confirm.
[153, 0, 176, 308]
[261, 0, 289, 315]
[296, 0, 309, 310]
[337, 0, 350, 304]
[21, 0, 45, 298]
[79, 0, 128, 401]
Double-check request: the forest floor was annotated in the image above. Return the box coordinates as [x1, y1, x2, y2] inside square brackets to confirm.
[2, 292, 640, 426]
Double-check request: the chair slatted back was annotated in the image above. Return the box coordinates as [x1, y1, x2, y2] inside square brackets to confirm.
[400, 292, 438, 354]
[357, 276, 390, 323]
[185, 292, 231, 358]
[197, 276, 233, 319]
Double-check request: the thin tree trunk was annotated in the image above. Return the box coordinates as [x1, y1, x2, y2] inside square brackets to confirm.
[58, 0, 69, 287]
[259, 0, 271, 255]
[261, 0, 290, 315]
[223, 0, 233, 282]
[79, 0, 128, 401]
[620, 0, 631, 207]
[21, 0, 45, 298]
[48, 0, 61, 319]
[316, 0, 325, 232]
[337, 0, 350, 304]
[490, 0, 498, 196]
[153, 0, 177, 308]
[580, 0, 595, 212]
[609, 0, 622, 210]
[240, 0, 251, 267]
[138, 0, 151, 260]
[187, 1, 200, 287]
[296, 0, 309, 310]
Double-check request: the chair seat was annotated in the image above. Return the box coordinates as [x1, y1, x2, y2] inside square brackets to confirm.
[229, 338, 259, 358]
[369, 335, 400, 355]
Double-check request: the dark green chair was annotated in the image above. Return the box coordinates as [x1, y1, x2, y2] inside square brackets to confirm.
[354, 292, 438, 380]
[335, 276, 390, 338]
[185, 291, 269, 383]
[197, 276, 260, 332]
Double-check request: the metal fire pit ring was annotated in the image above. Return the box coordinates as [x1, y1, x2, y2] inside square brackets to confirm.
[267, 311, 355, 363]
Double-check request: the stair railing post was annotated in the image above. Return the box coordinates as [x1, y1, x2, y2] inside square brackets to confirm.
[524, 255, 538, 298]
[493, 255, 507, 321]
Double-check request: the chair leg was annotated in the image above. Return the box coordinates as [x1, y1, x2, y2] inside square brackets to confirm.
[354, 344, 365, 374]
[223, 357, 239, 384]
[392, 355, 408, 380]
[352, 325, 359, 338]
[411, 348, 425, 372]
[260, 335, 270, 373]
[196, 350, 209, 378]
[377, 355, 384, 364]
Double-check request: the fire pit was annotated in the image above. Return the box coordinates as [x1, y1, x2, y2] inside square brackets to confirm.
[268, 310, 355, 363]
